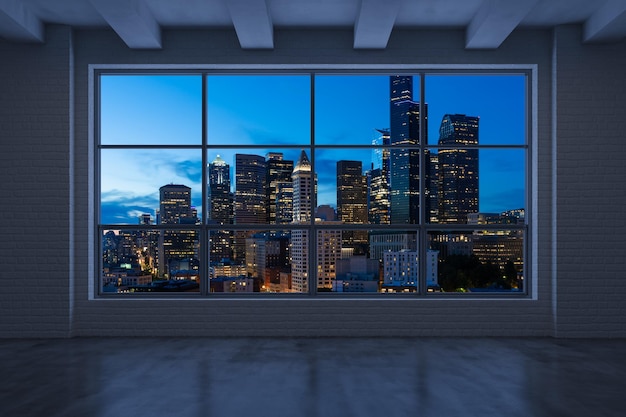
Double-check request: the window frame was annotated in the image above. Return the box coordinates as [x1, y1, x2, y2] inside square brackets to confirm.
[90, 64, 536, 299]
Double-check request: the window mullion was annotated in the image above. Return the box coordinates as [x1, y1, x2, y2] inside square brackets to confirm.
[309, 72, 317, 296]
[201, 73, 209, 296]
[419, 72, 426, 295]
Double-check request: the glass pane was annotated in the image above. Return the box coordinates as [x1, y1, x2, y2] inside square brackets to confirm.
[315, 74, 423, 145]
[427, 148, 525, 224]
[206, 75, 310, 145]
[425, 74, 526, 145]
[209, 229, 304, 294]
[313, 229, 420, 293]
[100, 75, 202, 145]
[315, 148, 426, 225]
[428, 230, 525, 293]
[207, 148, 308, 225]
[102, 229, 200, 293]
[315, 75, 398, 145]
[100, 149, 203, 224]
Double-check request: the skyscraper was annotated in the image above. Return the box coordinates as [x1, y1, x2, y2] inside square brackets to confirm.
[437, 114, 479, 224]
[368, 167, 390, 224]
[207, 155, 233, 262]
[427, 153, 439, 223]
[266, 152, 294, 224]
[290, 150, 314, 292]
[337, 160, 368, 254]
[235, 154, 267, 224]
[291, 150, 314, 223]
[207, 155, 232, 225]
[373, 128, 391, 184]
[158, 184, 198, 278]
[275, 182, 294, 224]
[159, 184, 193, 225]
[337, 160, 367, 224]
[389, 76, 426, 224]
[290, 150, 340, 292]
[369, 129, 391, 224]
[233, 154, 267, 262]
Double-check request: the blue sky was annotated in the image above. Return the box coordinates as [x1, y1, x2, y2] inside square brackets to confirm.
[100, 73, 526, 224]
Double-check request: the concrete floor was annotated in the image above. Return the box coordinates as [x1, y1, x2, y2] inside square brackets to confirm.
[0, 337, 624, 417]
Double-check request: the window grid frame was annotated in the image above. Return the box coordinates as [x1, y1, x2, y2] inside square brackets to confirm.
[93, 66, 533, 299]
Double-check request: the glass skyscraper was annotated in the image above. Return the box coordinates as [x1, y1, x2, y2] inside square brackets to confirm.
[233, 154, 267, 262]
[337, 160, 368, 254]
[389, 76, 426, 224]
[207, 155, 233, 262]
[158, 184, 198, 277]
[437, 114, 479, 224]
[266, 152, 294, 224]
[290, 150, 314, 292]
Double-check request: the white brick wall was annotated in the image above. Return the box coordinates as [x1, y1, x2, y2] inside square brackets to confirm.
[5, 24, 623, 338]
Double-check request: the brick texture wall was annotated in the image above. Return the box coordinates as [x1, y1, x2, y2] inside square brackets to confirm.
[0, 26, 73, 337]
[70, 28, 555, 337]
[554, 26, 626, 337]
[9, 24, 620, 338]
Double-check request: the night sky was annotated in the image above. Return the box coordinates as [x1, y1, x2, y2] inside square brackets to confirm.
[100, 73, 526, 224]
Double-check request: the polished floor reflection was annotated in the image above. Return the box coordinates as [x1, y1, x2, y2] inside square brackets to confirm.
[1, 337, 624, 417]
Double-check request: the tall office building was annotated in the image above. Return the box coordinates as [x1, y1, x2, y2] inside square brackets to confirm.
[337, 160, 368, 255]
[372, 128, 391, 183]
[235, 154, 267, 223]
[233, 154, 267, 262]
[266, 152, 294, 224]
[275, 182, 294, 224]
[389, 76, 426, 224]
[437, 114, 479, 224]
[368, 167, 390, 224]
[208, 155, 232, 224]
[159, 184, 193, 225]
[316, 227, 342, 290]
[207, 155, 234, 262]
[292, 150, 314, 223]
[290, 150, 314, 292]
[290, 150, 340, 292]
[427, 153, 439, 223]
[337, 160, 367, 224]
[158, 184, 198, 278]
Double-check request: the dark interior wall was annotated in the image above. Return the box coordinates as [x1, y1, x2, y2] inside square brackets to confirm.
[70, 28, 554, 337]
[554, 26, 626, 337]
[6, 24, 623, 338]
[0, 26, 73, 337]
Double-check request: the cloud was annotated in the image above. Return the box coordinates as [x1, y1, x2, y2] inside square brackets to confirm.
[101, 150, 202, 199]
[101, 202, 156, 224]
[101, 189, 157, 206]
[175, 159, 203, 184]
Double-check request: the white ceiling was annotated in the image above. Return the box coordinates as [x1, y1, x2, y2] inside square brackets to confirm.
[1, 0, 625, 49]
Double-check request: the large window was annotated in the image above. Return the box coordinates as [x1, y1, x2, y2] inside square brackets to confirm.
[96, 68, 530, 296]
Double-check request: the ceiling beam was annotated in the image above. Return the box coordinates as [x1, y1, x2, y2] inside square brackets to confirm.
[354, 0, 402, 49]
[583, 0, 626, 43]
[89, 0, 161, 49]
[0, 0, 44, 42]
[466, 0, 539, 49]
[226, 0, 273, 49]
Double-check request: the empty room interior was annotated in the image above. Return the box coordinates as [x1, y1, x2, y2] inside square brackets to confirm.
[1, 1, 625, 416]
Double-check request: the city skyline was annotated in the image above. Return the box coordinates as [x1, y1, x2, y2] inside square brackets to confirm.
[101, 74, 526, 293]
[100, 73, 526, 225]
